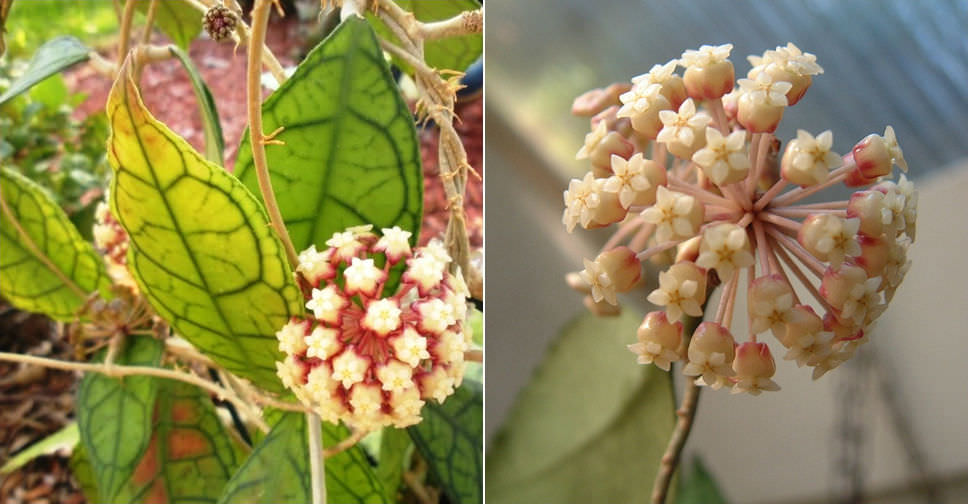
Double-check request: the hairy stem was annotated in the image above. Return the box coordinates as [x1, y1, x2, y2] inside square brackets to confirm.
[247, 0, 299, 269]
[417, 8, 483, 40]
[308, 413, 328, 504]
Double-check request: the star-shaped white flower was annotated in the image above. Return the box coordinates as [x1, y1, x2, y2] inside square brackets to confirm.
[344, 257, 384, 296]
[391, 327, 430, 367]
[305, 325, 340, 360]
[363, 298, 402, 336]
[562, 172, 601, 232]
[646, 268, 703, 322]
[695, 223, 754, 279]
[656, 98, 711, 150]
[306, 285, 348, 324]
[576, 121, 608, 160]
[782, 129, 840, 187]
[375, 226, 413, 261]
[640, 186, 703, 243]
[332, 349, 369, 388]
[737, 72, 792, 106]
[679, 43, 733, 68]
[692, 127, 750, 186]
[602, 154, 653, 208]
[276, 319, 308, 355]
[376, 360, 414, 392]
[579, 257, 616, 305]
[883, 125, 907, 172]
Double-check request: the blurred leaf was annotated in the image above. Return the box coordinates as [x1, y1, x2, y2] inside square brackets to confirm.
[409, 379, 483, 504]
[0, 167, 110, 320]
[70, 444, 102, 504]
[236, 16, 422, 255]
[469, 307, 482, 345]
[114, 380, 244, 503]
[106, 60, 303, 391]
[27, 72, 67, 109]
[137, 0, 201, 50]
[675, 458, 730, 504]
[168, 45, 224, 165]
[377, 427, 412, 498]
[76, 336, 163, 501]
[368, 0, 482, 74]
[218, 413, 388, 504]
[0, 36, 89, 105]
[0, 422, 78, 474]
[486, 311, 677, 503]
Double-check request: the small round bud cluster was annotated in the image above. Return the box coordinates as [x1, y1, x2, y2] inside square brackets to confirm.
[276, 226, 470, 431]
[93, 198, 138, 293]
[564, 42, 918, 395]
[202, 5, 239, 42]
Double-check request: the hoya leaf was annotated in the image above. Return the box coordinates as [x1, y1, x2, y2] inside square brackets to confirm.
[0, 167, 110, 320]
[408, 378, 483, 504]
[105, 60, 303, 391]
[368, 0, 482, 74]
[218, 413, 388, 504]
[0, 422, 78, 474]
[137, 0, 201, 50]
[675, 458, 730, 504]
[486, 311, 677, 504]
[76, 335, 163, 501]
[377, 427, 412, 499]
[70, 444, 102, 504]
[236, 16, 422, 254]
[114, 380, 244, 503]
[169, 45, 225, 165]
[0, 36, 90, 105]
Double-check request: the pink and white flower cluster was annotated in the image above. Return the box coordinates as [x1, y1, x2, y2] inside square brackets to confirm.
[93, 196, 138, 293]
[276, 225, 471, 430]
[565, 43, 916, 395]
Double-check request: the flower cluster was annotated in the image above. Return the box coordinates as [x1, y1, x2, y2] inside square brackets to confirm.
[276, 226, 471, 430]
[93, 197, 138, 293]
[564, 43, 916, 394]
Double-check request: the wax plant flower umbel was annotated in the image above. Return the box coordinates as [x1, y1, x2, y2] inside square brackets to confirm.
[564, 43, 916, 503]
[0, 1, 482, 503]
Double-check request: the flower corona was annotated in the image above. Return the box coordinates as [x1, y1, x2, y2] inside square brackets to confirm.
[564, 43, 916, 394]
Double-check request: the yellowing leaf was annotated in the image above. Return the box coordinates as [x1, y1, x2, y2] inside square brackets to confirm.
[0, 167, 109, 320]
[105, 60, 303, 391]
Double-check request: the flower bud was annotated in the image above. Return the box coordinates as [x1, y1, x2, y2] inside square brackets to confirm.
[846, 190, 886, 237]
[597, 246, 642, 293]
[731, 342, 780, 395]
[627, 311, 683, 370]
[819, 263, 867, 309]
[682, 322, 736, 389]
[852, 133, 892, 179]
[853, 234, 889, 277]
[680, 44, 735, 100]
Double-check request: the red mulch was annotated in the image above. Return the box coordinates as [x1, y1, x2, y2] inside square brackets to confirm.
[3, 16, 481, 504]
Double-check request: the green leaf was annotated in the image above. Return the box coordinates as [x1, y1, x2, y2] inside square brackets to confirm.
[76, 335, 163, 501]
[218, 413, 388, 504]
[0, 422, 78, 474]
[114, 380, 244, 503]
[377, 427, 412, 499]
[0, 167, 110, 320]
[0, 36, 90, 105]
[70, 444, 103, 504]
[106, 61, 303, 391]
[137, 0, 201, 50]
[486, 311, 677, 504]
[169, 45, 225, 165]
[408, 378, 483, 504]
[676, 458, 730, 504]
[236, 17, 422, 255]
[368, 0, 482, 74]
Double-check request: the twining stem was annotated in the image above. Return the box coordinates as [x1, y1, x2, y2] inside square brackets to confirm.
[308, 413, 328, 504]
[141, 0, 160, 44]
[116, 0, 139, 67]
[0, 190, 89, 300]
[247, 0, 299, 270]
